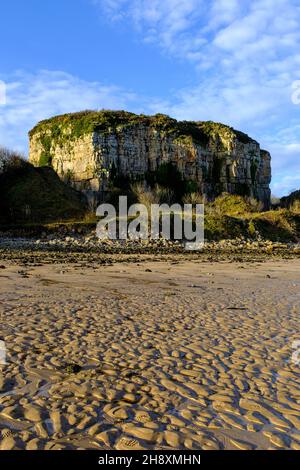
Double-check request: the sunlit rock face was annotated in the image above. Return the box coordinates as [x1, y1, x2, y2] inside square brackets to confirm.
[29, 111, 271, 207]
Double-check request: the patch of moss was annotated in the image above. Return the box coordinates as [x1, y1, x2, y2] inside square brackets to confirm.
[173, 135, 194, 146]
[40, 134, 52, 152]
[39, 152, 52, 167]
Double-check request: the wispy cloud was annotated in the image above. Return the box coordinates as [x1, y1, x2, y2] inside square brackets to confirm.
[97, 0, 300, 195]
[1, 0, 300, 195]
[272, 173, 300, 196]
[0, 70, 141, 152]
[98, 0, 207, 59]
[98, 0, 300, 63]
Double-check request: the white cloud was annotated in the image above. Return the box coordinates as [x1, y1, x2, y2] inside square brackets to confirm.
[97, 0, 300, 124]
[0, 70, 141, 152]
[1, 0, 300, 195]
[1, 65, 299, 197]
[99, 0, 207, 57]
[272, 173, 300, 196]
[96, 0, 300, 195]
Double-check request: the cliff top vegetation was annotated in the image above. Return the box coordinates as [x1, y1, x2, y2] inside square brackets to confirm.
[29, 110, 256, 148]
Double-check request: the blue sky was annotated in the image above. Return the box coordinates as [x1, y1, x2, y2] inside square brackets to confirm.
[0, 0, 300, 196]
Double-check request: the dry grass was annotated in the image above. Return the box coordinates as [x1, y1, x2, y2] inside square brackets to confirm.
[182, 192, 206, 205]
[290, 200, 300, 214]
[131, 183, 174, 212]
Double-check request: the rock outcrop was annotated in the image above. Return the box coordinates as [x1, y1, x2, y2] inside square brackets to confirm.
[29, 111, 271, 207]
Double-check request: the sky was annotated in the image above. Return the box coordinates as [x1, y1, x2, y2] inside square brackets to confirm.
[0, 0, 300, 196]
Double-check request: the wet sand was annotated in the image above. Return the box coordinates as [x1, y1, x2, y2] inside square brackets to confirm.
[0, 258, 300, 450]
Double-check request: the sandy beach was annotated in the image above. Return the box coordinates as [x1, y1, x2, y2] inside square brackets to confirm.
[0, 256, 300, 450]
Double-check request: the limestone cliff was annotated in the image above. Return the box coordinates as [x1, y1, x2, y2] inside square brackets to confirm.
[29, 111, 271, 207]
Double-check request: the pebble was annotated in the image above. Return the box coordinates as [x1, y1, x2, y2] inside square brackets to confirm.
[0, 436, 16, 450]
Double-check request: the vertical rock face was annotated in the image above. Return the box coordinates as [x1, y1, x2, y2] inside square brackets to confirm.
[29, 111, 271, 207]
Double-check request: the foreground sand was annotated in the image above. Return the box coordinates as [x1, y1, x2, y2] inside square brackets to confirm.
[0, 257, 300, 450]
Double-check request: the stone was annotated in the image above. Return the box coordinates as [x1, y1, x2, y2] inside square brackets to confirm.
[0, 436, 16, 450]
[29, 111, 271, 208]
[23, 405, 43, 423]
[26, 438, 42, 450]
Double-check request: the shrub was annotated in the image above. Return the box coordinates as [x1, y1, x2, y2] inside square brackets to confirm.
[131, 183, 157, 209]
[0, 149, 87, 224]
[247, 197, 264, 212]
[248, 220, 257, 238]
[290, 200, 300, 213]
[182, 192, 206, 205]
[0, 147, 27, 174]
[131, 183, 174, 212]
[207, 193, 252, 217]
[153, 185, 174, 204]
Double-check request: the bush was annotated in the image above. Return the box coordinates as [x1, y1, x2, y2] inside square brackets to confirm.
[252, 209, 297, 241]
[248, 220, 257, 238]
[247, 197, 264, 213]
[271, 194, 281, 208]
[182, 192, 206, 205]
[131, 183, 174, 213]
[290, 200, 300, 213]
[207, 193, 252, 217]
[0, 147, 27, 174]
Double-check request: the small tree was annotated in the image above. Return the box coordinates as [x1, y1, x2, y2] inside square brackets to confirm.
[0, 147, 26, 174]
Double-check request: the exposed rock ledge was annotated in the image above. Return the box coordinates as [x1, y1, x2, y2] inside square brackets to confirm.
[29, 111, 271, 207]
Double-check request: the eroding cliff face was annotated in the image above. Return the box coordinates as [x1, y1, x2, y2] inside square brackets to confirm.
[29, 111, 271, 207]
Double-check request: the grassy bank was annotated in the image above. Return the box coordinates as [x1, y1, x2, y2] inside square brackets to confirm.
[1, 195, 299, 242]
[1, 149, 299, 242]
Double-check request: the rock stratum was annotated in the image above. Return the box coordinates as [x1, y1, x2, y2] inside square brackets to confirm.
[29, 111, 271, 207]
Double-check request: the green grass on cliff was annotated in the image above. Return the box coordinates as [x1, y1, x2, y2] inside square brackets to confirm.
[29, 110, 256, 166]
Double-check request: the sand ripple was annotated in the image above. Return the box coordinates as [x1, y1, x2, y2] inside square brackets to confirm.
[0, 259, 299, 450]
